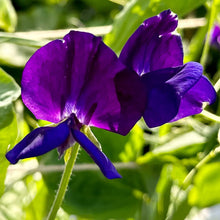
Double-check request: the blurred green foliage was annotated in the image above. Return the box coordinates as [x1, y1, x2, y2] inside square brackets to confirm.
[0, 68, 20, 197]
[0, 0, 17, 32]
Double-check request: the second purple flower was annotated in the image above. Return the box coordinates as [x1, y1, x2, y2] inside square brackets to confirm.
[119, 9, 216, 127]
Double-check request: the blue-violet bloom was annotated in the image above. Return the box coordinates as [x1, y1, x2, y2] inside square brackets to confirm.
[6, 31, 146, 179]
[210, 23, 220, 49]
[119, 9, 216, 127]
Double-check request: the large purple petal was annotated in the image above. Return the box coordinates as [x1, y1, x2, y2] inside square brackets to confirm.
[143, 83, 180, 128]
[22, 31, 145, 135]
[119, 9, 183, 75]
[22, 39, 67, 123]
[6, 120, 70, 164]
[142, 62, 203, 127]
[170, 76, 217, 122]
[71, 128, 121, 179]
[113, 69, 146, 135]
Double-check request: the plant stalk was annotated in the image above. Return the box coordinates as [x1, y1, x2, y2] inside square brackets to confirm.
[200, 0, 218, 67]
[47, 143, 80, 220]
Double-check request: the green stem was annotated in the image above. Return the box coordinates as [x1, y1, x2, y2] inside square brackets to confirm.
[182, 148, 217, 189]
[200, 0, 218, 68]
[200, 110, 220, 123]
[47, 143, 80, 220]
[214, 77, 220, 92]
[168, 146, 220, 220]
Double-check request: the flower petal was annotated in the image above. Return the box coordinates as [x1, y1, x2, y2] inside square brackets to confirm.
[170, 76, 217, 122]
[111, 69, 146, 135]
[211, 24, 220, 49]
[71, 128, 121, 179]
[6, 120, 70, 164]
[150, 34, 183, 71]
[143, 83, 180, 128]
[22, 31, 144, 135]
[141, 62, 204, 127]
[119, 9, 183, 75]
[166, 62, 203, 95]
[22, 39, 67, 123]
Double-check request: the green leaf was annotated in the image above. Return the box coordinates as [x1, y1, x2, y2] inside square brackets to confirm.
[0, 32, 47, 48]
[0, 67, 20, 106]
[0, 0, 17, 32]
[63, 170, 142, 219]
[184, 23, 208, 63]
[0, 43, 36, 67]
[24, 175, 51, 220]
[0, 68, 20, 196]
[17, 5, 65, 31]
[168, 187, 192, 220]
[154, 165, 173, 220]
[45, 0, 69, 4]
[189, 162, 220, 207]
[162, 0, 207, 16]
[104, 0, 206, 54]
[0, 104, 18, 196]
[152, 131, 206, 158]
[119, 124, 145, 162]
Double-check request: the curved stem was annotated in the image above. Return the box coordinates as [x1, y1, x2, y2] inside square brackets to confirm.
[182, 147, 218, 189]
[168, 145, 220, 220]
[200, 110, 220, 123]
[200, 0, 218, 68]
[214, 77, 220, 92]
[47, 143, 80, 220]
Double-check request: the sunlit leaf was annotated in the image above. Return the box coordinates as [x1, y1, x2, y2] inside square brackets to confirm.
[0, 67, 20, 106]
[0, 32, 47, 47]
[0, 104, 18, 196]
[119, 124, 145, 162]
[24, 175, 51, 220]
[0, 68, 20, 196]
[189, 162, 220, 207]
[154, 164, 173, 220]
[152, 131, 206, 158]
[0, 0, 17, 32]
[169, 187, 192, 220]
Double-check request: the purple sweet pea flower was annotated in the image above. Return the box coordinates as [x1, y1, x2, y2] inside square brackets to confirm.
[210, 24, 220, 49]
[6, 31, 146, 179]
[119, 9, 216, 127]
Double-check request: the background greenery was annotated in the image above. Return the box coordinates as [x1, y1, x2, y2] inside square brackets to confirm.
[0, 0, 220, 219]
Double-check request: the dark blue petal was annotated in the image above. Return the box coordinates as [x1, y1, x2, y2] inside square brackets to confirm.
[166, 62, 203, 96]
[6, 120, 70, 164]
[143, 83, 180, 127]
[71, 128, 121, 179]
[141, 62, 204, 127]
[114, 69, 147, 135]
[170, 75, 217, 122]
